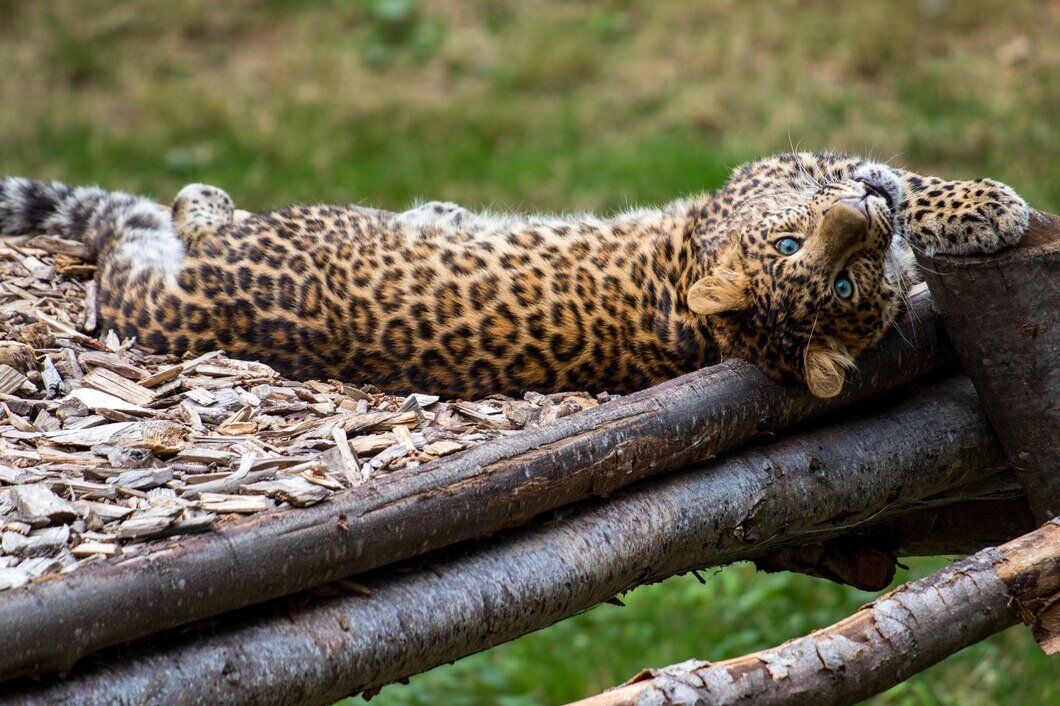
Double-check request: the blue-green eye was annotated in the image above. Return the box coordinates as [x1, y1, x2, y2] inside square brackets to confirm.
[774, 237, 801, 255]
[834, 276, 854, 300]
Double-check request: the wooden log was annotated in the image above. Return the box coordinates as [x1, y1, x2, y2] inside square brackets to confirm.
[755, 495, 1037, 590]
[0, 290, 951, 681]
[919, 210, 1060, 521]
[857, 494, 1036, 556]
[573, 520, 1060, 706]
[1, 376, 1011, 704]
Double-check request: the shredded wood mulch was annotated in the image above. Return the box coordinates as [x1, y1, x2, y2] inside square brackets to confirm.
[0, 234, 613, 591]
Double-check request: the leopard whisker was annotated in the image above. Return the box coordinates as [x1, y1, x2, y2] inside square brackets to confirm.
[903, 241, 948, 276]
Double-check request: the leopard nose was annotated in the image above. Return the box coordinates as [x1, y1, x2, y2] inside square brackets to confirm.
[816, 201, 869, 259]
[838, 196, 871, 223]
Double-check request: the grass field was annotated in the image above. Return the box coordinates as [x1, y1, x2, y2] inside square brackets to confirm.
[1, 1, 1057, 703]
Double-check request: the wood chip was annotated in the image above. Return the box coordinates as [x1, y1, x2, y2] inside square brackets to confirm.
[114, 511, 178, 540]
[300, 468, 344, 491]
[2, 525, 69, 558]
[0, 365, 29, 395]
[77, 351, 149, 380]
[423, 440, 465, 457]
[2, 402, 36, 433]
[245, 476, 329, 507]
[392, 425, 418, 454]
[69, 388, 154, 416]
[81, 280, 98, 332]
[0, 567, 29, 590]
[81, 367, 156, 406]
[72, 500, 134, 520]
[174, 447, 239, 465]
[9, 484, 76, 526]
[343, 410, 420, 435]
[451, 401, 516, 429]
[199, 493, 275, 514]
[45, 421, 185, 453]
[107, 468, 174, 491]
[71, 541, 120, 557]
[331, 427, 362, 487]
[137, 364, 184, 388]
[0, 343, 36, 373]
[40, 356, 64, 397]
[23, 235, 93, 260]
[184, 388, 216, 406]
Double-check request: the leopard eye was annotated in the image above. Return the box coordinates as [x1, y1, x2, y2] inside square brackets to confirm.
[774, 236, 802, 256]
[834, 275, 854, 300]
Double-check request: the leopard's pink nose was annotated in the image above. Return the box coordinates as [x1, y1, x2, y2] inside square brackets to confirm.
[838, 196, 871, 223]
[814, 199, 870, 262]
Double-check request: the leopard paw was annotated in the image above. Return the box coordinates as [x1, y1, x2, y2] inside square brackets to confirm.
[173, 183, 235, 247]
[398, 200, 474, 228]
[913, 179, 1028, 257]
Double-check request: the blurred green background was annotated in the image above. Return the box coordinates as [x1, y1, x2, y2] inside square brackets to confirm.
[1, 1, 1057, 703]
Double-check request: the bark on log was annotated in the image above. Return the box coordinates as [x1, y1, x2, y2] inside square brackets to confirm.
[919, 210, 1060, 521]
[0, 290, 951, 681]
[755, 494, 1037, 590]
[573, 520, 1060, 706]
[3, 376, 1010, 705]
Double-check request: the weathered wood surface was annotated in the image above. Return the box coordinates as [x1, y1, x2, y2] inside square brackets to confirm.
[574, 520, 1060, 706]
[920, 209, 1060, 521]
[3, 376, 1013, 704]
[0, 289, 951, 681]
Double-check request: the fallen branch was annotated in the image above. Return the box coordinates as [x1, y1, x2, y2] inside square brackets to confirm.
[0, 289, 950, 680]
[574, 519, 1060, 706]
[4, 375, 1010, 704]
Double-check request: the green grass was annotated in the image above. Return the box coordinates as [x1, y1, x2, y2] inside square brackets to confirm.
[1, 1, 1057, 703]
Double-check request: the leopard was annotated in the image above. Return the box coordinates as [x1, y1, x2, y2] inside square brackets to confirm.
[0, 152, 1028, 399]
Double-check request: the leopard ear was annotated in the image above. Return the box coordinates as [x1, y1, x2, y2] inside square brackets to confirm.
[687, 240, 750, 316]
[804, 342, 855, 398]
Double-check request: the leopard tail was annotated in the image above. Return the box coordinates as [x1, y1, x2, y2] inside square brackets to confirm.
[0, 177, 184, 277]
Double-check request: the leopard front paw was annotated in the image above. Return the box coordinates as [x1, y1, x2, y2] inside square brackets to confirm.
[911, 179, 1029, 256]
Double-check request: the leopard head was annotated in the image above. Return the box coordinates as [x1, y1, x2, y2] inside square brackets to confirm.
[688, 164, 906, 398]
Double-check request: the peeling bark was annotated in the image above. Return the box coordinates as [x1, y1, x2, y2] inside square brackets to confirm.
[919, 209, 1060, 521]
[573, 521, 1060, 706]
[0, 290, 950, 681]
[3, 376, 1014, 705]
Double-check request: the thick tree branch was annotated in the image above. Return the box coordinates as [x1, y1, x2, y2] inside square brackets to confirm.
[573, 520, 1060, 706]
[4, 376, 1012, 705]
[0, 290, 951, 681]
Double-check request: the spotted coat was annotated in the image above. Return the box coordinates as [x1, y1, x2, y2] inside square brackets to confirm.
[0, 153, 1028, 397]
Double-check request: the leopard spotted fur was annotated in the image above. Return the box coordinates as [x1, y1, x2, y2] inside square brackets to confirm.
[0, 152, 1028, 398]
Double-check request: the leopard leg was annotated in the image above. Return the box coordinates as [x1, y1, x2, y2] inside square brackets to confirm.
[172, 183, 235, 250]
[895, 174, 1028, 256]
